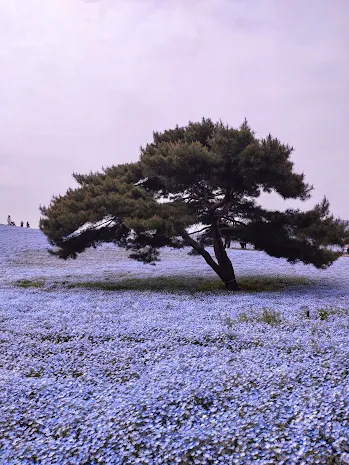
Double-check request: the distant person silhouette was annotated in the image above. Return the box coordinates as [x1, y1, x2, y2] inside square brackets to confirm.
[26, 222, 30, 228]
[7, 215, 12, 225]
[20, 221, 24, 227]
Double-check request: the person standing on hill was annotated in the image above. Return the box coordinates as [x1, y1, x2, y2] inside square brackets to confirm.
[224, 236, 231, 248]
[20, 221, 24, 227]
[26, 222, 30, 228]
[7, 215, 12, 225]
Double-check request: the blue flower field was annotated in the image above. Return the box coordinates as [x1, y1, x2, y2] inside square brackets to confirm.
[1, 225, 349, 464]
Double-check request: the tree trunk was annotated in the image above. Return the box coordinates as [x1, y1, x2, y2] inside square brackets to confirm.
[179, 228, 239, 291]
[211, 219, 238, 291]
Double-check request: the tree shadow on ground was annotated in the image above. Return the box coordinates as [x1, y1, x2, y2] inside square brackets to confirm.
[61, 275, 311, 294]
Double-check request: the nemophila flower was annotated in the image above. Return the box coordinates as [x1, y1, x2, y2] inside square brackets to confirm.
[1, 225, 349, 463]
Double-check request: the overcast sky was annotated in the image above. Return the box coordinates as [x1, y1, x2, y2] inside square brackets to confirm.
[0, 0, 348, 228]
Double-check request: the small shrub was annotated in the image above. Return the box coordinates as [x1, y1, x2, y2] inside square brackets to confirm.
[319, 309, 329, 321]
[234, 307, 282, 326]
[258, 308, 282, 326]
[224, 315, 234, 330]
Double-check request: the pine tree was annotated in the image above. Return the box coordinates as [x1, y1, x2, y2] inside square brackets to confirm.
[39, 119, 348, 290]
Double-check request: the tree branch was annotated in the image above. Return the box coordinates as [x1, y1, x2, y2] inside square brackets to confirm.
[187, 226, 211, 235]
[209, 188, 233, 213]
[220, 216, 247, 226]
[178, 228, 221, 275]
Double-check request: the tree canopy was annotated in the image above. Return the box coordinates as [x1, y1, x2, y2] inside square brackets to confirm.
[40, 118, 348, 290]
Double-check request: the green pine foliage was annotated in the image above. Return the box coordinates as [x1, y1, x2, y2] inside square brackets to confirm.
[39, 118, 348, 290]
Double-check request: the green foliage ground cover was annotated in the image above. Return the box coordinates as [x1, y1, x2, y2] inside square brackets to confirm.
[16, 274, 311, 294]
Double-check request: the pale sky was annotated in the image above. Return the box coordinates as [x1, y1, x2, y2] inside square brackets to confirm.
[0, 0, 348, 228]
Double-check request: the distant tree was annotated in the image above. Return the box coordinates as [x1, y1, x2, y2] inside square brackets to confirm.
[39, 118, 349, 291]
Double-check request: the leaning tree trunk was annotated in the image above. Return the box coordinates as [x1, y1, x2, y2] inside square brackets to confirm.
[179, 227, 238, 291]
[211, 219, 238, 291]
